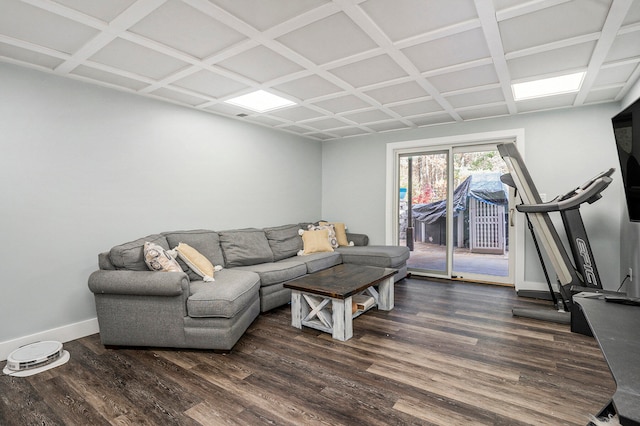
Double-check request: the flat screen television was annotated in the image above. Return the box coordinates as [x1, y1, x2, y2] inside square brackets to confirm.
[612, 97, 640, 222]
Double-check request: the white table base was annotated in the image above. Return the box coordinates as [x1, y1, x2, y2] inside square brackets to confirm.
[290, 275, 394, 341]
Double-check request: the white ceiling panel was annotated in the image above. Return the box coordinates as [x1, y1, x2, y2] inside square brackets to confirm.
[0, 0, 98, 54]
[71, 65, 149, 90]
[204, 102, 251, 116]
[0, 42, 64, 70]
[209, 0, 330, 31]
[593, 63, 638, 87]
[312, 95, 372, 114]
[445, 87, 505, 109]
[402, 28, 490, 72]
[326, 127, 369, 138]
[329, 54, 408, 88]
[273, 74, 342, 100]
[410, 113, 456, 127]
[89, 38, 189, 80]
[428, 64, 498, 94]
[151, 87, 208, 106]
[499, 0, 610, 53]
[507, 42, 596, 80]
[621, 0, 640, 25]
[280, 124, 315, 133]
[51, 0, 138, 22]
[269, 106, 324, 122]
[360, 0, 478, 42]
[458, 104, 510, 121]
[172, 69, 248, 98]
[364, 80, 429, 105]
[129, 0, 246, 59]
[342, 108, 393, 124]
[217, 45, 303, 83]
[276, 12, 377, 65]
[585, 87, 624, 104]
[366, 120, 410, 132]
[1, 0, 638, 140]
[388, 99, 443, 116]
[492, 0, 528, 10]
[305, 116, 351, 130]
[605, 31, 640, 63]
[516, 92, 578, 113]
[246, 115, 288, 127]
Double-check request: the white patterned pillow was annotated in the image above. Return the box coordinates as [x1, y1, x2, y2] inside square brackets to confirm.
[319, 221, 354, 246]
[308, 223, 338, 249]
[143, 242, 182, 273]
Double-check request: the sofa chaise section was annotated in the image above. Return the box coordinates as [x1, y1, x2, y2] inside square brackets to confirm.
[89, 233, 261, 351]
[337, 245, 410, 282]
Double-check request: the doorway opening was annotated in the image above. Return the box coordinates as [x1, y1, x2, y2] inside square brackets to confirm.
[388, 132, 521, 287]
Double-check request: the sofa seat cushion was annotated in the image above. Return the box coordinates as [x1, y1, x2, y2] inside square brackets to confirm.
[336, 245, 410, 268]
[233, 260, 307, 287]
[293, 252, 342, 273]
[187, 269, 260, 318]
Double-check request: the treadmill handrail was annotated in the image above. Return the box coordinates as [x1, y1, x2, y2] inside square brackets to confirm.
[515, 171, 613, 213]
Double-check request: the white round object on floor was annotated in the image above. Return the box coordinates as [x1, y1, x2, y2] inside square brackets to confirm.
[3, 341, 70, 377]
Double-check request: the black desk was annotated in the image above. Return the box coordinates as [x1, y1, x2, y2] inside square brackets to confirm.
[574, 293, 640, 425]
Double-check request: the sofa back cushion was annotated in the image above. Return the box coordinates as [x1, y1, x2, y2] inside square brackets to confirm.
[219, 228, 274, 267]
[163, 230, 225, 266]
[109, 234, 169, 271]
[264, 224, 303, 261]
[98, 252, 116, 270]
[163, 230, 224, 280]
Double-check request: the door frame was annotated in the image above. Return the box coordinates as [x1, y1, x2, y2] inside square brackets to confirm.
[385, 129, 525, 285]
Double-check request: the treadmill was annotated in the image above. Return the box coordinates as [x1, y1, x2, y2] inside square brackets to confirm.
[497, 142, 614, 332]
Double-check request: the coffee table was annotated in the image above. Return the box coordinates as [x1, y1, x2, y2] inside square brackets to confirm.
[283, 264, 397, 341]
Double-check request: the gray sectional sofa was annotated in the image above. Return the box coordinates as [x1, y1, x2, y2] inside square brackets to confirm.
[88, 222, 409, 351]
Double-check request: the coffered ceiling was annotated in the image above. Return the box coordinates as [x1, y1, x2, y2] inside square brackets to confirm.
[1, 0, 640, 140]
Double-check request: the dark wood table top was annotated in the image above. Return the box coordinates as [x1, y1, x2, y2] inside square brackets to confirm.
[574, 293, 640, 425]
[284, 264, 397, 299]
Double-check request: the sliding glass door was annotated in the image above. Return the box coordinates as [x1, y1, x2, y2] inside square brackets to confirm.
[396, 143, 514, 285]
[398, 151, 449, 276]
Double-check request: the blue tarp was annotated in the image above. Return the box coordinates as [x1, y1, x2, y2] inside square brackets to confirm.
[411, 173, 507, 224]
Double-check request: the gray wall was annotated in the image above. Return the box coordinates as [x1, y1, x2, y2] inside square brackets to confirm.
[0, 63, 322, 345]
[2, 56, 635, 352]
[322, 103, 623, 291]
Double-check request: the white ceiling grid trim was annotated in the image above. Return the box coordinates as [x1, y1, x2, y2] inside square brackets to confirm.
[0, 0, 638, 140]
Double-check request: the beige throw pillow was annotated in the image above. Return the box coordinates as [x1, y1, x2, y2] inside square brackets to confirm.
[297, 229, 334, 255]
[174, 242, 216, 282]
[308, 224, 338, 248]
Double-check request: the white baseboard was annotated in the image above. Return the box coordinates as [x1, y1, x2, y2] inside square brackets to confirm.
[0, 318, 99, 361]
[516, 280, 553, 292]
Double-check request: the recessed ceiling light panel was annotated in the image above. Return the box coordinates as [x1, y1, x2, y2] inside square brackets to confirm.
[512, 72, 586, 101]
[225, 90, 296, 113]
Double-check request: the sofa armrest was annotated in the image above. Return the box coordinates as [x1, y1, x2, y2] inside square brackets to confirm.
[88, 270, 189, 297]
[346, 232, 369, 246]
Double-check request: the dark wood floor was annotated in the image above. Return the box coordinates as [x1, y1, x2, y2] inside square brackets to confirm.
[1, 278, 616, 425]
